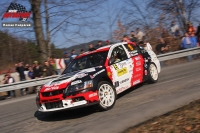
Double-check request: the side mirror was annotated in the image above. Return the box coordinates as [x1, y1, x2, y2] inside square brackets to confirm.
[109, 57, 115, 65]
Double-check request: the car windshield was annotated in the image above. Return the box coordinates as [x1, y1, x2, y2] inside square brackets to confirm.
[63, 51, 108, 74]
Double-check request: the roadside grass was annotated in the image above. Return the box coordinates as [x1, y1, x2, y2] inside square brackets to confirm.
[123, 99, 200, 133]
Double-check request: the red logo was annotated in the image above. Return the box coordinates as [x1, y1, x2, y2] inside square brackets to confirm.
[2, 2, 32, 21]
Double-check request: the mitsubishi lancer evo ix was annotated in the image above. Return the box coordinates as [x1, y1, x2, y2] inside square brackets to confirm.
[36, 42, 161, 112]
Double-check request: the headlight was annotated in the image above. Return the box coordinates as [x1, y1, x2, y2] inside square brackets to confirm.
[65, 80, 93, 94]
[84, 80, 93, 89]
[37, 86, 43, 96]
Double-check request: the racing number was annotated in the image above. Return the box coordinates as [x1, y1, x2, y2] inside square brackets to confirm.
[113, 64, 119, 70]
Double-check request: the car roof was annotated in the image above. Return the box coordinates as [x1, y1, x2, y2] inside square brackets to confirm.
[76, 42, 129, 58]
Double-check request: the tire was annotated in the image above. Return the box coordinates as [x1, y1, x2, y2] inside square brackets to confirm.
[97, 81, 116, 111]
[147, 62, 159, 83]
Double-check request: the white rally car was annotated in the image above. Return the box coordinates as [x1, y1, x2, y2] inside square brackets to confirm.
[36, 42, 160, 112]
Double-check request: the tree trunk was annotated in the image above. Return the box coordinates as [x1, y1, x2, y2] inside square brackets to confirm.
[30, 0, 47, 63]
[179, 0, 187, 31]
[44, 0, 51, 57]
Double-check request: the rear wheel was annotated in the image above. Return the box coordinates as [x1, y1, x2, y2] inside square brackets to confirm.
[147, 63, 158, 83]
[97, 81, 116, 111]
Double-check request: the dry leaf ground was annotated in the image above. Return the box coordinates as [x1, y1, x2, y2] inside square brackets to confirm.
[123, 99, 200, 133]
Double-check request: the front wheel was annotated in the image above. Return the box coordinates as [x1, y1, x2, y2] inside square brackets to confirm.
[97, 81, 116, 111]
[147, 63, 159, 83]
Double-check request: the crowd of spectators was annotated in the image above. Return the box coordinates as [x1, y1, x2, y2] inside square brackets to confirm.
[2, 58, 57, 98]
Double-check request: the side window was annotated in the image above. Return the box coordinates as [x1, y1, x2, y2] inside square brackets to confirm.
[123, 44, 139, 56]
[110, 45, 128, 64]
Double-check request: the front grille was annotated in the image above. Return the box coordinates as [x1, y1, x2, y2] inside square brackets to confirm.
[42, 89, 64, 97]
[45, 100, 63, 109]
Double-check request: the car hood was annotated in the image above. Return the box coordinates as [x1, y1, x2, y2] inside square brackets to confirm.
[40, 67, 102, 92]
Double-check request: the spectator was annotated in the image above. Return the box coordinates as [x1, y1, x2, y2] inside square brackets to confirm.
[15, 62, 27, 95]
[2, 74, 8, 84]
[49, 58, 58, 74]
[156, 38, 170, 54]
[196, 22, 200, 37]
[15, 62, 26, 81]
[80, 49, 84, 54]
[43, 61, 56, 77]
[88, 44, 96, 51]
[181, 33, 194, 62]
[32, 61, 43, 93]
[64, 52, 70, 68]
[33, 61, 43, 79]
[105, 40, 110, 45]
[122, 35, 130, 42]
[70, 50, 78, 61]
[139, 41, 152, 51]
[190, 33, 198, 47]
[96, 41, 103, 49]
[28, 66, 34, 79]
[187, 22, 196, 36]
[24, 64, 29, 71]
[156, 38, 170, 66]
[2, 73, 15, 98]
[24, 63, 29, 79]
[161, 29, 170, 44]
[129, 31, 137, 42]
[197, 37, 200, 47]
[170, 21, 179, 37]
[136, 28, 145, 42]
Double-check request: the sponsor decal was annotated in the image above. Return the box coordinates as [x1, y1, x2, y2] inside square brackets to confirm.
[134, 74, 141, 78]
[118, 62, 127, 68]
[96, 66, 103, 68]
[117, 86, 129, 94]
[145, 70, 148, 75]
[113, 64, 119, 70]
[136, 67, 142, 71]
[90, 75, 94, 79]
[135, 56, 141, 61]
[133, 79, 140, 85]
[71, 80, 82, 85]
[128, 44, 134, 50]
[44, 88, 50, 91]
[76, 73, 88, 78]
[92, 69, 105, 77]
[89, 92, 97, 98]
[117, 67, 128, 76]
[83, 68, 96, 72]
[44, 85, 59, 91]
[51, 86, 59, 90]
[136, 61, 141, 66]
[120, 78, 129, 84]
[107, 72, 111, 76]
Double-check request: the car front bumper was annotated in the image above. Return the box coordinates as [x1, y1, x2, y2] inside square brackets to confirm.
[36, 90, 99, 112]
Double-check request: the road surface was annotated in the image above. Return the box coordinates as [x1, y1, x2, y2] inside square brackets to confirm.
[0, 60, 200, 133]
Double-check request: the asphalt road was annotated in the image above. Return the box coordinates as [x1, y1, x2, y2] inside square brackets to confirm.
[0, 60, 200, 133]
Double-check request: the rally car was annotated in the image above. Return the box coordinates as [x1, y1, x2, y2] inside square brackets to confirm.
[36, 42, 160, 112]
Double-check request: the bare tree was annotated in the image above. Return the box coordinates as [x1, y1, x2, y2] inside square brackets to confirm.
[100, 0, 125, 41]
[113, 19, 126, 41]
[30, 0, 47, 63]
[148, 0, 200, 31]
[44, 0, 51, 57]
[121, 0, 158, 41]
